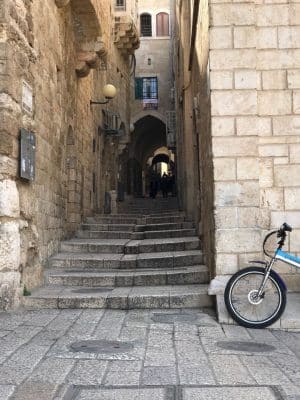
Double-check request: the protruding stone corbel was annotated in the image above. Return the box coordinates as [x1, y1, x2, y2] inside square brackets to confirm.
[76, 52, 99, 78]
[55, 0, 70, 8]
[75, 40, 108, 78]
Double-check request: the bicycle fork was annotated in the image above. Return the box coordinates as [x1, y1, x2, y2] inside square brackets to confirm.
[256, 258, 277, 299]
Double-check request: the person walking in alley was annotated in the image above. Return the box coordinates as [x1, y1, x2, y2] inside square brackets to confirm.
[161, 173, 168, 198]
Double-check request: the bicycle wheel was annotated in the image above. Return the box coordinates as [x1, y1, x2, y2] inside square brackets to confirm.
[224, 267, 286, 329]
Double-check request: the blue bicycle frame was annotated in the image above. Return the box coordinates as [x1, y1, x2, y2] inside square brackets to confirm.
[275, 249, 300, 269]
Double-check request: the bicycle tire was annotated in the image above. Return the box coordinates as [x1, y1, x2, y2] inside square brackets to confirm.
[224, 266, 286, 329]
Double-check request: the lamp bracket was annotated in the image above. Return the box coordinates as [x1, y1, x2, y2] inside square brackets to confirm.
[90, 99, 109, 105]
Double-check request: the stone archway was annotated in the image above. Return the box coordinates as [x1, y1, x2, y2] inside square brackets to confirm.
[127, 115, 168, 197]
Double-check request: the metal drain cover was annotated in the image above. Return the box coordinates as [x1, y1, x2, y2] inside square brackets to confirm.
[70, 340, 134, 354]
[151, 312, 198, 324]
[72, 288, 113, 294]
[217, 341, 276, 353]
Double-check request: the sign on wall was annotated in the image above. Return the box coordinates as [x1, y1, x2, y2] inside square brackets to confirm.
[22, 81, 33, 115]
[20, 128, 36, 181]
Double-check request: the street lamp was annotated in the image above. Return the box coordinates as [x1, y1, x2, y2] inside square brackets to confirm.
[90, 84, 117, 105]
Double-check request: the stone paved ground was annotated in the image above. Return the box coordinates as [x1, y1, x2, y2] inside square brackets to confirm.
[0, 308, 299, 400]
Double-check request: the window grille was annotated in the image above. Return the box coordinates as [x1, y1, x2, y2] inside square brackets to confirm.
[140, 13, 152, 37]
[135, 77, 158, 100]
[115, 0, 126, 11]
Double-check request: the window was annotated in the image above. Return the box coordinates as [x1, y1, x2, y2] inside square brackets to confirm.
[135, 77, 158, 100]
[156, 12, 169, 36]
[140, 13, 152, 37]
[115, 0, 126, 11]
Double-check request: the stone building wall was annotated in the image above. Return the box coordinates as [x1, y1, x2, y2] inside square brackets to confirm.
[174, 0, 215, 273]
[208, 0, 300, 322]
[175, 0, 300, 322]
[0, 0, 137, 309]
[131, 0, 174, 123]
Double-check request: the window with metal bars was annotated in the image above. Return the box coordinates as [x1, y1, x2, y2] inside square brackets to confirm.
[140, 13, 152, 37]
[115, 0, 126, 11]
[135, 77, 158, 100]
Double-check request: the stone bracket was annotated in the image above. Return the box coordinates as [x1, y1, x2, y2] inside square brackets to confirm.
[75, 41, 108, 78]
[55, 0, 70, 8]
[114, 16, 140, 56]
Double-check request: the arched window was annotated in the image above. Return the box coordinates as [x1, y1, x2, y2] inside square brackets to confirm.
[156, 12, 169, 36]
[140, 13, 152, 37]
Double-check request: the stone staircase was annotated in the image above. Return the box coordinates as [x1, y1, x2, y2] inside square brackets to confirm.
[23, 198, 212, 310]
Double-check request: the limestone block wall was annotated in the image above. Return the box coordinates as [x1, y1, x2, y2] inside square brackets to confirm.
[208, 0, 300, 321]
[0, 0, 133, 309]
[131, 0, 174, 121]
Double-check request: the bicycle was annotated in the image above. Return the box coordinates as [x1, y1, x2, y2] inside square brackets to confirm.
[224, 223, 300, 329]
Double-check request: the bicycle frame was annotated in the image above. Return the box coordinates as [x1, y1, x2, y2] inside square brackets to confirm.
[275, 249, 300, 269]
[255, 248, 300, 298]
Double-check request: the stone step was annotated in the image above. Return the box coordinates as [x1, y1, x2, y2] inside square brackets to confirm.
[50, 250, 203, 270]
[144, 228, 196, 239]
[76, 228, 196, 240]
[46, 265, 208, 287]
[86, 216, 138, 224]
[136, 222, 194, 231]
[86, 215, 186, 224]
[125, 237, 200, 254]
[81, 223, 135, 232]
[60, 239, 129, 254]
[76, 230, 133, 239]
[23, 284, 212, 310]
[60, 237, 200, 254]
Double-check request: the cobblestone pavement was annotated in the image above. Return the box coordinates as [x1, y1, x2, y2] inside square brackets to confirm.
[0, 308, 299, 400]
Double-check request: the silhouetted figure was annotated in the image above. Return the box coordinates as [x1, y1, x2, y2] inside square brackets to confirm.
[168, 172, 175, 196]
[161, 173, 168, 198]
[149, 180, 158, 199]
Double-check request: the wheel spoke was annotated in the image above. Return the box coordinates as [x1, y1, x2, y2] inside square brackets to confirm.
[229, 270, 282, 325]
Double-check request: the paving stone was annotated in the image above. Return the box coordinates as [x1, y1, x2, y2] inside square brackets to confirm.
[77, 387, 166, 400]
[183, 387, 278, 400]
[209, 354, 256, 385]
[0, 343, 50, 385]
[108, 360, 143, 371]
[10, 381, 58, 400]
[222, 325, 252, 339]
[67, 360, 108, 385]
[240, 355, 294, 385]
[142, 366, 177, 385]
[0, 385, 15, 400]
[103, 371, 140, 386]
[178, 364, 216, 385]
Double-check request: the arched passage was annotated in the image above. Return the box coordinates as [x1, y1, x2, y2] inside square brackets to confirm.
[126, 115, 176, 197]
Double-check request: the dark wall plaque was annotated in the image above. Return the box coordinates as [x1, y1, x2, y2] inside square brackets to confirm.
[20, 128, 36, 181]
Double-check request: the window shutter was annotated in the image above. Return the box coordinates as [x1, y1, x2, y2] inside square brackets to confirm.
[156, 13, 169, 36]
[135, 78, 143, 99]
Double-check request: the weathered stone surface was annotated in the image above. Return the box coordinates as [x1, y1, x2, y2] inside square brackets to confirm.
[213, 137, 257, 157]
[215, 182, 260, 207]
[211, 91, 257, 116]
[0, 222, 20, 272]
[258, 91, 292, 115]
[0, 180, 19, 217]
[236, 116, 271, 136]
